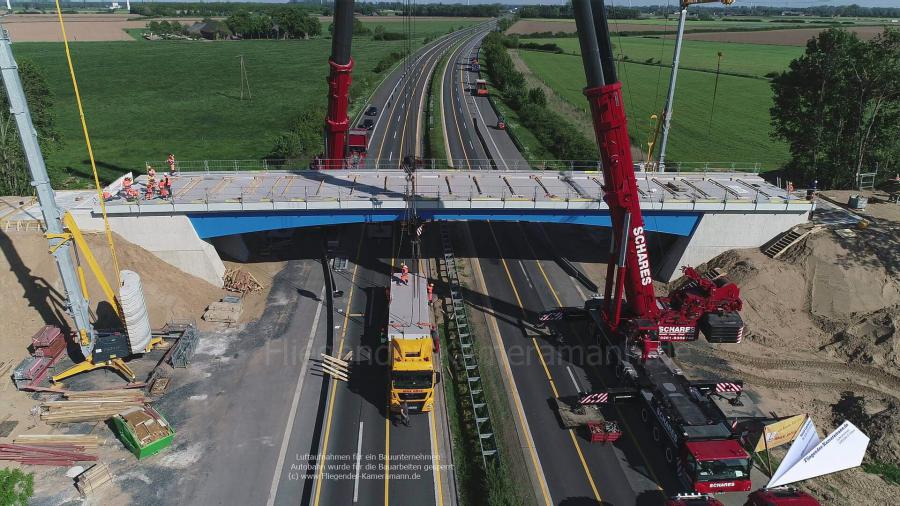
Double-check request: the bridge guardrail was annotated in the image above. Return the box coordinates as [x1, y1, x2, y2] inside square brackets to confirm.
[144, 158, 762, 174]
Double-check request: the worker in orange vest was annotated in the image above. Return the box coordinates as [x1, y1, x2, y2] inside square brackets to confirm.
[144, 178, 156, 200]
[167, 153, 177, 175]
[122, 176, 138, 199]
[399, 262, 409, 285]
[158, 174, 171, 199]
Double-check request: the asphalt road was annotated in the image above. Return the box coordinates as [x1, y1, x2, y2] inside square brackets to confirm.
[363, 24, 490, 169]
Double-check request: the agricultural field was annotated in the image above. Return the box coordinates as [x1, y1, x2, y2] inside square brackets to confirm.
[516, 49, 789, 168]
[530, 36, 803, 78]
[505, 15, 890, 35]
[11, 37, 412, 186]
[680, 24, 893, 45]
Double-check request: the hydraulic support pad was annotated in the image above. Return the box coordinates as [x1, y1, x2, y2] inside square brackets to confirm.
[324, 57, 353, 169]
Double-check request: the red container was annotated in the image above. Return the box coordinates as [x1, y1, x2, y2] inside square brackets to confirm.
[32, 326, 63, 348]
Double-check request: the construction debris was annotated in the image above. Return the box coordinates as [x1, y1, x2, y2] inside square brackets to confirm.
[0, 443, 97, 466]
[168, 324, 199, 368]
[12, 326, 68, 390]
[76, 463, 114, 496]
[319, 353, 350, 382]
[40, 390, 147, 423]
[202, 295, 244, 324]
[112, 405, 174, 459]
[223, 267, 263, 294]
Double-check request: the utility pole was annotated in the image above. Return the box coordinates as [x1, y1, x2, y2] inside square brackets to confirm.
[657, 0, 734, 171]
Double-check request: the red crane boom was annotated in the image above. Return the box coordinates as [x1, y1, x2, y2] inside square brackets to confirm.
[324, 0, 355, 169]
[573, 0, 743, 359]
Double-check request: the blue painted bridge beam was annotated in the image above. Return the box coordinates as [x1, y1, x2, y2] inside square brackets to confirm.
[188, 209, 702, 239]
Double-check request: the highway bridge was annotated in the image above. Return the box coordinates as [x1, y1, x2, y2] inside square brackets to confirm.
[1, 18, 808, 506]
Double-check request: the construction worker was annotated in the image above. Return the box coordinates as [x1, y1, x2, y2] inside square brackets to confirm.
[158, 174, 171, 199]
[399, 262, 409, 285]
[427, 282, 434, 303]
[167, 153, 177, 175]
[122, 176, 135, 199]
[400, 401, 410, 427]
[144, 178, 157, 200]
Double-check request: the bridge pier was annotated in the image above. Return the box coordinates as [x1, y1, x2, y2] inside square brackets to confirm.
[71, 211, 226, 288]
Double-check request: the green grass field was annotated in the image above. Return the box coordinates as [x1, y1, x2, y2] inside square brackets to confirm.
[517, 50, 789, 169]
[12, 37, 418, 187]
[528, 36, 803, 78]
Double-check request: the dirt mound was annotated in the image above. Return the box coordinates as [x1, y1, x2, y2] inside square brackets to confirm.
[862, 402, 900, 464]
[702, 230, 900, 361]
[0, 229, 223, 362]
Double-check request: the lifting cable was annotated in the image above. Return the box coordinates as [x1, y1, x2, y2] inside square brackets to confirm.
[54, 0, 121, 288]
[607, 0, 640, 153]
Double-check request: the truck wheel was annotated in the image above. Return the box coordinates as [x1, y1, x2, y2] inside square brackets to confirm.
[640, 408, 648, 423]
[652, 426, 660, 443]
[665, 446, 675, 465]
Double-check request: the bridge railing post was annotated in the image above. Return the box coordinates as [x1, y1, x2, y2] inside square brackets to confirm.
[204, 160, 210, 173]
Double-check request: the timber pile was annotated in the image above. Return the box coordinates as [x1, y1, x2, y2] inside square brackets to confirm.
[0, 443, 97, 466]
[11, 434, 102, 448]
[41, 390, 146, 423]
[76, 463, 114, 496]
[223, 267, 263, 294]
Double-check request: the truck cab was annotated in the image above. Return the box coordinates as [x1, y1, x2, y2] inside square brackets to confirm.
[474, 79, 489, 97]
[387, 274, 437, 414]
[346, 128, 369, 168]
[745, 487, 821, 506]
[684, 440, 752, 493]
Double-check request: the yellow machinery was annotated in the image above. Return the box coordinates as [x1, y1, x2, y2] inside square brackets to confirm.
[49, 212, 162, 383]
[387, 273, 438, 414]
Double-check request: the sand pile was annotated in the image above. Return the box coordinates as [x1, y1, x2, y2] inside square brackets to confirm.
[861, 402, 900, 464]
[0, 229, 224, 360]
[706, 232, 900, 367]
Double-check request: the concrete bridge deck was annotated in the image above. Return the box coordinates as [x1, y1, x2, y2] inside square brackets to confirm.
[100, 169, 805, 214]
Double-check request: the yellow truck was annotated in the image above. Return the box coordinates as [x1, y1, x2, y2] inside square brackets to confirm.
[387, 273, 438, 414]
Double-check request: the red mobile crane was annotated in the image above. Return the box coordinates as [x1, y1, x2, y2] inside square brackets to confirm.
[549, 0, 752, 494]
[323, 0, 368, 169]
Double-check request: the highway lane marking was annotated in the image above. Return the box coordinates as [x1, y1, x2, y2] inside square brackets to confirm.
[518, 260, 534, 290]
[468, 251, 552, 506]
[313, 231, 365, 506]
[567, 365, 583, 393]
[439, 39, 461, 166]
[487, 222, 602, 504]
[524, 230, 667, 495]
[393, 130, 397, 139]
[266, 283, 326, 506]
[398, 39, 446, 162]
[446, 35, 473, 170]
[428, 411, 444, 506]
[353, 421, 364, 503]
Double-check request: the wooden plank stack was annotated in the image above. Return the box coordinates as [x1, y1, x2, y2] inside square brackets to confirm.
[11, 434, 102, 448]
[41, 390, 146, 423]
[76, 463, 114, 496]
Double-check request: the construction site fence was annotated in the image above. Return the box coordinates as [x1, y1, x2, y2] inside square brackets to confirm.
[144, 159, 763, 174]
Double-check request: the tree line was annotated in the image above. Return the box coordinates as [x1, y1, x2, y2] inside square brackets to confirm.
[350, 2, 501, 18]
[0, 60, 57, 196]
[771, 28, 899, 189]
[226, 7, 321, 39]
[481, 31, 596, 163]
[519, 5, 640, 20]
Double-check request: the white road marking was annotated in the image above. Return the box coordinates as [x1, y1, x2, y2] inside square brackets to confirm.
[388, 150, 393, 160]
[266, 284, 326, 506]
[518, 260, 534, 290]
[353, 421, 364, 502]
[393, 130, 397, 139]
[567, 366, 582, 393]
[468, 141, 474, 150]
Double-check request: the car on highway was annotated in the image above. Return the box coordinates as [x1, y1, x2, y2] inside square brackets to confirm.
[365, 105, 378, 116]
[359, 118, 374, 130]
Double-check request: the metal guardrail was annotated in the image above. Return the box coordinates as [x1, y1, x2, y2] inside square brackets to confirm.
[439, 223, 498, 467]
[144, 158, 762, 174]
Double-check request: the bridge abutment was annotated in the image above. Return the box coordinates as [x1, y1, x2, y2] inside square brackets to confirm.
[72, 211, 226, 287]
[654, 210, 811, 281]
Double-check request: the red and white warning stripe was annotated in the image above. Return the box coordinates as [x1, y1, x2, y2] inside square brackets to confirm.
[716, 382, 743, 393]
[539, 311, 564, 322]
[579, 392, 609, 404]
[736, 326, 745, 343]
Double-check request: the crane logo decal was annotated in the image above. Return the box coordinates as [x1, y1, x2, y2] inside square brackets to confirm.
[632, 226, 653, 286]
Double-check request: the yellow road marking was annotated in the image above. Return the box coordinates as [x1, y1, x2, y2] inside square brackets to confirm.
[523, 228, 666, 493]
[486, 222, 602, 503]
[429, 411, 445, 506]
[469, 254, 552, 506]
[313, 231, 364, 506]
[448, 41, 472, 170]
[384, 416, 391, 505]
